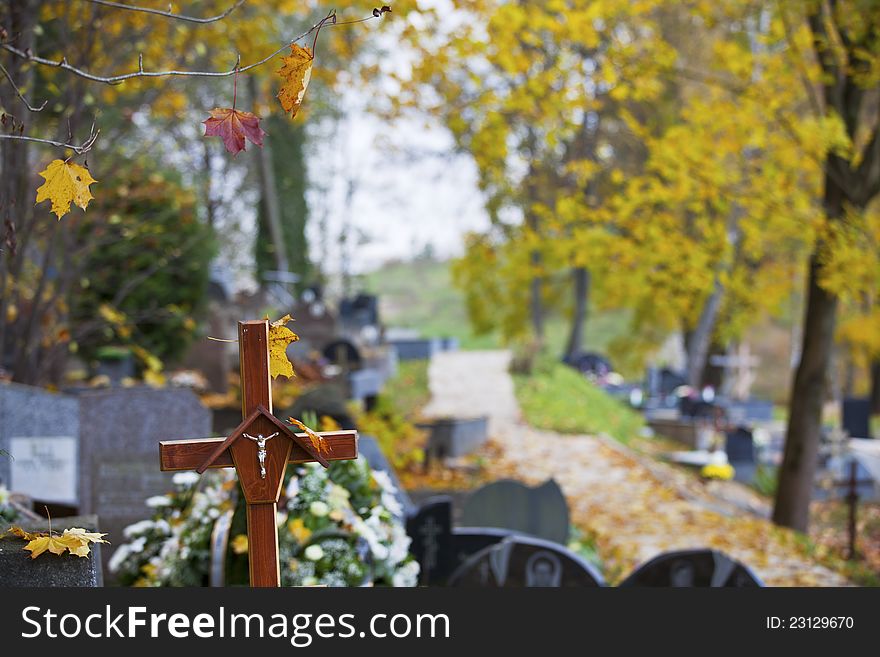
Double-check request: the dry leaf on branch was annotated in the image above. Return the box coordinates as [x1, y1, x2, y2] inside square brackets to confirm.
[277, 44, 314, 119]
[288, 417, 330, 455]
[203, 107, 266, 156]
[267, 314, 299, 379]
[35, 159, 97, 219]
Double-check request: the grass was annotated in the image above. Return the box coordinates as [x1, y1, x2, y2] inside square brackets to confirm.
[513, 359, 645, 444]
[381, 359, 430, 420]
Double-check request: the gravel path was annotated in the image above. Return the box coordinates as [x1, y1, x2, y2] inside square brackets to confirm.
[424, 350, 851, 586]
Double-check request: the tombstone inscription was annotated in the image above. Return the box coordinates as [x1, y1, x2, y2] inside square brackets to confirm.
[447, 535, 605, 587]
[159, 320, 359, 587]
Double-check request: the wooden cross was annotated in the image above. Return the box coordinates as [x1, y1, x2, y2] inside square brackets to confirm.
[158, 319, 359, 587]
[833, 459, 873, 560]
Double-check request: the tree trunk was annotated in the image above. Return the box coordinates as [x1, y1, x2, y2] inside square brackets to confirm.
[564, 266, 590, 360]
[870, 360, 880, 415]
[773, 186, 843, 532]
[248, 77, 288, 278]
[686, 277, 724, 388]
[529, 249, 544, 342]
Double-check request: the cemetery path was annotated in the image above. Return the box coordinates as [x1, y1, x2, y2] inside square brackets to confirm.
[424, 350, 851, 586]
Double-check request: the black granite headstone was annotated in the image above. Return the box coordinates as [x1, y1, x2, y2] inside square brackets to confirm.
[842, 398, 871, 439]
[461, 479, 570, 545]
[618, 549, 763, 587]
[405, 496, 454, 585]
[447, 535, 605, 587]
[0, 515, 103, 587]
[725, 427, 756, 463]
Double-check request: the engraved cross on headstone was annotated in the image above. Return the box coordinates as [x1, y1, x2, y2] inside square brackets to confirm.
[158, 319, 359, 587]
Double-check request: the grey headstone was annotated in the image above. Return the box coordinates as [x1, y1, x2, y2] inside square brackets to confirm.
[357, 435, 414, 516]
[389, 338, 441, 361]
[74, 387, 210, 579]
[461, 479, 570, 545]
[420, 416, 488, 460]
[619, 549, 763, 587]
[0, 515, 103, 587]
[448, 535, 605, 587]
[0, 383, 80, 506]
[348, 368, 383, 402]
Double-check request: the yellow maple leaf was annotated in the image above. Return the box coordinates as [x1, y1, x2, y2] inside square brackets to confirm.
[24, 534, 72, 559]
[62, 530, 109, 558]
[268, 314, 299, 379]
[277, 44, 314, 119]
[35, 159, 97, 220]
[8, 525, 109, 559]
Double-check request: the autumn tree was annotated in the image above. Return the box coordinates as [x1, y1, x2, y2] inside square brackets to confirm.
[0, 1, 389, 384]
[773, 0, 880, 532]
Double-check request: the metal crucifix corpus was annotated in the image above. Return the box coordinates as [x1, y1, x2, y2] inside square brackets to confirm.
[158, 320, 359, 587]
[244, 431, 279, 478]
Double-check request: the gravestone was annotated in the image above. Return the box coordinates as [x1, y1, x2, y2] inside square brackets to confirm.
[725, 427, 757, 484]
[286, 298, 337, 356]
[286, 384, 357, 430]
[348, 368, 383, 408]
[339, 293, 380, 331]
[448, 535, 605, 587]
[461, 479, 570, 545]
[420, 416, 488, 463]
[0, 383, 80, 508]
[842, 397, 871, 439]
[358, 436, 415, 516]
[322, 339, 363, 368]
[389, 337, 441, 361]
[647, 417, 714, 450]
[724, 398, 774, 424]
[76, 387, 211, 577]
[0, 515, 103, 587]
[406, 497, 454, 585]
[618, 549, 763, 587]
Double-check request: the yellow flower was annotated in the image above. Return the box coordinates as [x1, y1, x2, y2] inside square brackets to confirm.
[287, 518, 312, 543]
[231, 534, 249, 554]
[700, 463, 735, 480]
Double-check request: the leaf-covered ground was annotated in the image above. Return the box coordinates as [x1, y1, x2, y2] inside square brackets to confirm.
[422, 350, 852, 586]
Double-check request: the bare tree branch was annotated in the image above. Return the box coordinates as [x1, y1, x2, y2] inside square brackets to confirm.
[0, 11, 382, 86]
[83, 0, 245, 24]
[0, 124, 99, 155]
[0, 60, 46, 111]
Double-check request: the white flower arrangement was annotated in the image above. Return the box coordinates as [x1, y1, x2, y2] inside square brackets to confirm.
[110, 455, 419, 588]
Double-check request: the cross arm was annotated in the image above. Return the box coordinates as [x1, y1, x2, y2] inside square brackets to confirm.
[159, 430, 358, 471]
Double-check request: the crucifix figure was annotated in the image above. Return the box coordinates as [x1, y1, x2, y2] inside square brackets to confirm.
[244, 431, 279, 478]
[158, 319, 359, 587]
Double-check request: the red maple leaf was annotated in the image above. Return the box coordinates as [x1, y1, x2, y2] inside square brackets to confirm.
[202, 107, 266, 155]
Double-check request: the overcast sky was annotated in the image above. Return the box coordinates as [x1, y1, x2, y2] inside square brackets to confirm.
[305, 90, 491, 276]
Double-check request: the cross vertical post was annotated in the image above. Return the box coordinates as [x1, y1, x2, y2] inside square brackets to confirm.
[238, 320, 281, 587]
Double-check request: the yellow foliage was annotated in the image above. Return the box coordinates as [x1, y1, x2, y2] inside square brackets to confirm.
[268, 314, 299, 379]
[35, 160, 97, 219]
